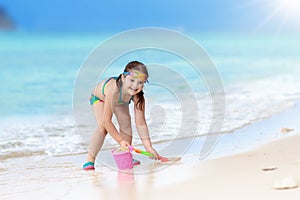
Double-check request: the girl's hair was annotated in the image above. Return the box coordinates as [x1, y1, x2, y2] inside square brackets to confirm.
[116, 61, 148, 110]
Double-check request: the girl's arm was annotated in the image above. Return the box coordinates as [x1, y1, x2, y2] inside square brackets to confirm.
[133, 98, 158, 158]
[102, 88, 129, 147]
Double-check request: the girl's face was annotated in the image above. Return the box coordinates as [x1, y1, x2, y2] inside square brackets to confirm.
[122, 70, 147, 95]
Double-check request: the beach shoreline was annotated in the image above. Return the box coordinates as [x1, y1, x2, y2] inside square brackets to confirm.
[1, 103, 300, 200]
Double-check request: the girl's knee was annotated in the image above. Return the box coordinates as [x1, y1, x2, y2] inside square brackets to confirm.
[96, 127, 107, 136]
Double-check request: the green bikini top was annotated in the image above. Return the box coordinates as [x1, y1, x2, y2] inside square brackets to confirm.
[102, 77, 134, 105]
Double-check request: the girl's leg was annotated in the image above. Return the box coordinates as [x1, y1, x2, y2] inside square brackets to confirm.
[114, 105, 141, 165]
[86, 102, 107, 163]
[114, 105, 132, 144]
[86, 127, 107, 162]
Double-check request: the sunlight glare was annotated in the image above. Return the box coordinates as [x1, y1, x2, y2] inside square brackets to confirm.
[277, 0, 300, 19]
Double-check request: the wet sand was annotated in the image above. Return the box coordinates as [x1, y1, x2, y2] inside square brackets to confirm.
[2, 134, 299, 200]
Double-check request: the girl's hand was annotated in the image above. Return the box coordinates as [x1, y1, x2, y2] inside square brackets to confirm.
[119, 140, 130, 149]
[146, 146, 159, 160]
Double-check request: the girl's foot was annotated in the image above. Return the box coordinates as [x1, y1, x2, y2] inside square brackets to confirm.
[132, 159, 141, 166]
[83, 162, 95, 170]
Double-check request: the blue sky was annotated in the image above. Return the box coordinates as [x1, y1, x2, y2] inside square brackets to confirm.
[1, 0, 299, 33]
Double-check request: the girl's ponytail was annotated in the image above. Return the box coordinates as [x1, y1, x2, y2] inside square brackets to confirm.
[116, 74, 122, 88]
[136, 90, 145, 111]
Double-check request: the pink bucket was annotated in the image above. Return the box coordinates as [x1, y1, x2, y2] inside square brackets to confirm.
[112, 149, 133, 170]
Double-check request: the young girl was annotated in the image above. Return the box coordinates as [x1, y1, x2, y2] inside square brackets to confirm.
[83, 61, 159, 170]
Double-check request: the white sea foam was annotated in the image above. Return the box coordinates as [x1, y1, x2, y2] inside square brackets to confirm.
[0, 116, 85, 159]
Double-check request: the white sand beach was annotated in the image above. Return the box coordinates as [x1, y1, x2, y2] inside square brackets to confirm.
[1, 103, 300, 200]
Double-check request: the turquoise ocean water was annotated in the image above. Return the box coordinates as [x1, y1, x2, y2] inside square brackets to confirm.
[0, 31, 300, 159]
